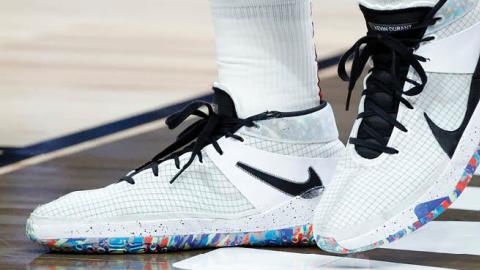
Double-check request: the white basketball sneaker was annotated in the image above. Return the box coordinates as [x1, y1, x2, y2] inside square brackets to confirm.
[313, 0, 480, 253]
[27, 88, 343, 253]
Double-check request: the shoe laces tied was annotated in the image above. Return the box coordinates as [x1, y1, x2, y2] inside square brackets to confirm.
[338, 0, 446, 155]
[120, 100, 277, 185]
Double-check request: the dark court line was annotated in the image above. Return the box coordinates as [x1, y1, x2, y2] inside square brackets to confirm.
[317, 54, 342, 69]
[0, 95, 212, 167]
[0, 55, 344, 168]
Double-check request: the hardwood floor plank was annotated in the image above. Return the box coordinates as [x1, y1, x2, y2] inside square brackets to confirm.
[438, 209, 480, 222]
[470, 176, 480, 187]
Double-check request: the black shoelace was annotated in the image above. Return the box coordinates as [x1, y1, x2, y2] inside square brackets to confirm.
[119, 100, 284, 185]
[338, 0, 446, 155]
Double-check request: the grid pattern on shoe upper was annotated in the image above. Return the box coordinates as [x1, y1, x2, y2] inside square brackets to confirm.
[317, 110, 448, 231]
[35, 132, 343, 220]
[316, 77, 473, 231]
[415, 73, 470, 130]
[34, 156, 255, 219]
[241, 134, 344, 158]
[313, 152, 356, 229]
[316, 40, 476, 232]
[316, 1, 479, 233]
[429, 0, 480, 39]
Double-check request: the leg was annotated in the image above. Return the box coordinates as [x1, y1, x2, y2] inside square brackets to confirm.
[210, 0, 320, 118]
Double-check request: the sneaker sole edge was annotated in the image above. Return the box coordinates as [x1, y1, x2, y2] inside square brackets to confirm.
[315, 144, 480, 254]
[27, 224, 314, 253]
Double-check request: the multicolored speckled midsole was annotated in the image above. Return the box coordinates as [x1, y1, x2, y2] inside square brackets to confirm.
[29, 224, 314, 253]
[316, 145, 480, 254]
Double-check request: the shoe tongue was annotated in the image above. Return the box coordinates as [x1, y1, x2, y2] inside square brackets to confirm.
[360, 5, 432, 39]
[213, 87, 238, 118]
[354, 5, 433, 160]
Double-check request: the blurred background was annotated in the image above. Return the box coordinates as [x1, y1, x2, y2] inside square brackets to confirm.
[2, 1, 480, 269]
[0, 0, 364, 149]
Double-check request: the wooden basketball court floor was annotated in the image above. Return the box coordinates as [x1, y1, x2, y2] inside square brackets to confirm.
[1, 0, 480, 269]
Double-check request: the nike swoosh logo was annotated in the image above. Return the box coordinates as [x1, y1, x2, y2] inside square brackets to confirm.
[236, 162, 323, 196]
[425, 55, 480, 158]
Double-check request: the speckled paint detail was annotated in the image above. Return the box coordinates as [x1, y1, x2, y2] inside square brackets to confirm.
[29, 224, 314, 253]
[316, 145, 480, 254]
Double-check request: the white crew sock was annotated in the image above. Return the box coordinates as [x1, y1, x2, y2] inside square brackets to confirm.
[358, 0, 437, 10]
[210, 0, 320, 118]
